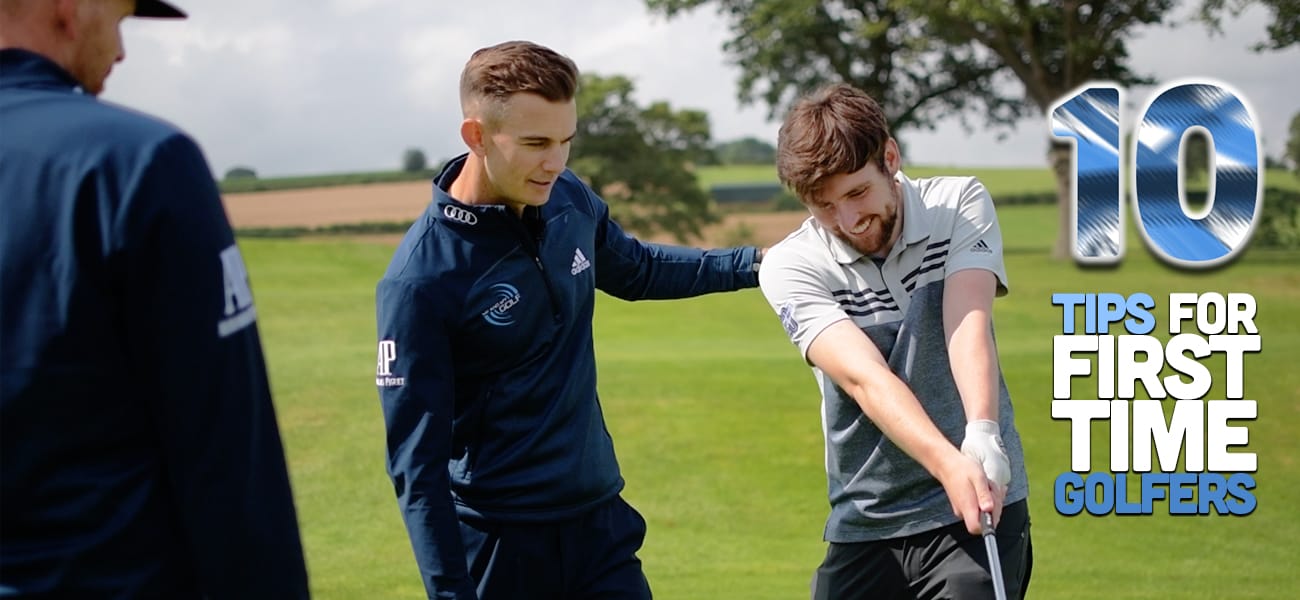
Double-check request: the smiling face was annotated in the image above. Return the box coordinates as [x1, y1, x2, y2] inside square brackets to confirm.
[476, 92, 577, 213]
[776, 83, 907, 256]
[806, 138, 904, 258]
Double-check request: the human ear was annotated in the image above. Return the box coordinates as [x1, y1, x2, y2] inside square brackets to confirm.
[53, 0, 82, 41]
[460, 118, 486, 157]
[883, 138, 902, 176]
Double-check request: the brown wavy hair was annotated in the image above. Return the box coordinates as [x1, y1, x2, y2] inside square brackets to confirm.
[777, 83, 892, 203]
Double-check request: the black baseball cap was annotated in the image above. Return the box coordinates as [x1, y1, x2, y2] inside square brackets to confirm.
[134, 0, 186, 18]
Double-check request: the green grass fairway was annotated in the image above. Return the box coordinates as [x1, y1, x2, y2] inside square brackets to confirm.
[242, 205, 1299, 598]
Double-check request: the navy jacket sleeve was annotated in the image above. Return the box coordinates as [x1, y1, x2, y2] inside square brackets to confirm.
[375, 278, 476, 600]
[120, 135, 309, 597]
[589, 190, 760, 300]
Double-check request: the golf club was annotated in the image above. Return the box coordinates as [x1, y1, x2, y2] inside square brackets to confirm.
[981, 512, 1008, 600]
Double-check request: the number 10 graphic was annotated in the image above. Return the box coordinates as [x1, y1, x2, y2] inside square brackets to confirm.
[1049, 82, 1262, 267]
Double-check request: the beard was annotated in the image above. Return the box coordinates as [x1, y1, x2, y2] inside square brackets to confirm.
[835, 182, 901, 257]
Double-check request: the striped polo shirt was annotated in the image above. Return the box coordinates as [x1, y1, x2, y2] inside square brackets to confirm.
[760, 172, 1029, 542]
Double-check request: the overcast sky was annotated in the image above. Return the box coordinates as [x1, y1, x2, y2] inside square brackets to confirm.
[104, 0, 1299, 178]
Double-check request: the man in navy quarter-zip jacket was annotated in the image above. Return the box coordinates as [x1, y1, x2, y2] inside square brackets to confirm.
[375, 40, 763, 599]
[0, 1, 308, 598]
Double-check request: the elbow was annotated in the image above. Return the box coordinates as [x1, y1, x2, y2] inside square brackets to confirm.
[839, 376, 887, 420]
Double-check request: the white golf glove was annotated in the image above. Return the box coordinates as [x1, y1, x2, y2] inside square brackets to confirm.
[961, 420, 1010, 488]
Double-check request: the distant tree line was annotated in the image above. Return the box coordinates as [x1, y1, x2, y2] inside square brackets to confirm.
[224, 166, 257, 180]
[709, 137, 775, 165]
[402, 148, 428, 173]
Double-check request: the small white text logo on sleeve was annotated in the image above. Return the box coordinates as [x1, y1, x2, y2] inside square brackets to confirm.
[218, 244, 257, 338]
[779, 301, 799, 338]
[376, 340, 405, 387]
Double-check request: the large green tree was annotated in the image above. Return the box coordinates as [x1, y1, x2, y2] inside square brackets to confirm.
[912, 1, 1180, 259]
[648, 0, 1293, 258]
[571, 73, 717, 242]
[647, 0, 1028, 134]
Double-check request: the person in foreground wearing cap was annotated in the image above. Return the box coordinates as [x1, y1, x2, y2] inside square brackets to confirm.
[0, 1, 310, 597]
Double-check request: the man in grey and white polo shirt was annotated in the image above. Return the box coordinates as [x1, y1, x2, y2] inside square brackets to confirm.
[759, 83, 1032, 600]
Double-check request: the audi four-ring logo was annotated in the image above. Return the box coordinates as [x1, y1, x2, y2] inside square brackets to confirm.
[443, 205, 478, 225]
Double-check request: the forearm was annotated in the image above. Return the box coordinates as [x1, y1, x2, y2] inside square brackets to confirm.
[596, 238, 759, 299]
[128, 139, 309, 596]
[376, 280, 474, 598]
[844, 364, 968, 476]
[943, 269, 1001, 424]
[385, 405, 475, 598]
[946, 312, 1000, 423]
[944, 271, 1012, 497]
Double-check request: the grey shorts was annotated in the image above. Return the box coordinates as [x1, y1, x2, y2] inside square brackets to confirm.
[811, 500, 1032, 600]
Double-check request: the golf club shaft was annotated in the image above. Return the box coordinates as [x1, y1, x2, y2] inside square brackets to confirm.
[981, 512, 1008, 600]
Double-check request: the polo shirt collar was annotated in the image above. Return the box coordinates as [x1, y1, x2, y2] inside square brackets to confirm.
[896, 172, 932, 248]
[815, 171, 932, 265]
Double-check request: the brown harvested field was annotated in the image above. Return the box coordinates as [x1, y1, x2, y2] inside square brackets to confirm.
[222, 181, 431, 229]
[678, 211, 809, 248]
[222, 181, 809, 247]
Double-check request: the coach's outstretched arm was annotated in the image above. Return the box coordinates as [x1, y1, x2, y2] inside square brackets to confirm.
[589, 189, 761, 299]
[128, 135, 310, 598]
